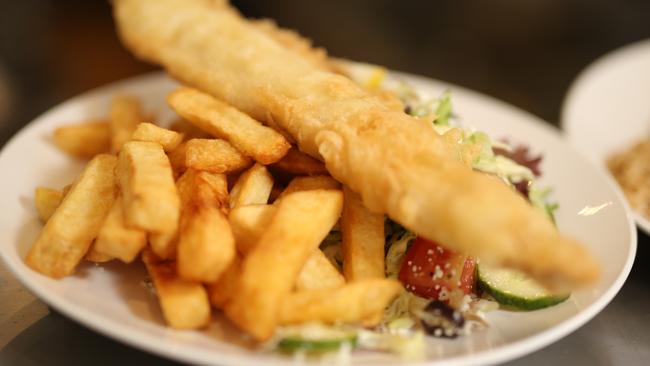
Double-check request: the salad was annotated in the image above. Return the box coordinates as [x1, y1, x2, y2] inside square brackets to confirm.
[270, 66, 569, 358]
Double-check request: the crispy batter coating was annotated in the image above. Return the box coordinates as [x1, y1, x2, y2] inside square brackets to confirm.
[113, 0, 599, 290]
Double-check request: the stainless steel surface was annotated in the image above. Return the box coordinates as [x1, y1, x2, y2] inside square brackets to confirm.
[1, 230, 647, 366]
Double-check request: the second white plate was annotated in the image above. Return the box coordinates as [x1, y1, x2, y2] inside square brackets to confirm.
[562, 39, 650, 234]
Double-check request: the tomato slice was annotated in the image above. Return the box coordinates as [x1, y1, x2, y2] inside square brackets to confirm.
[398, 237, 476, 300]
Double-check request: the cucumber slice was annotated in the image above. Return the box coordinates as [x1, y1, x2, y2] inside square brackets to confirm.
[477, 264, 570, 310]
[277, 326, 357, 353]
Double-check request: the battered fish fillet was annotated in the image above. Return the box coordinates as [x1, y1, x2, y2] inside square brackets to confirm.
[113, 0, 599, 290]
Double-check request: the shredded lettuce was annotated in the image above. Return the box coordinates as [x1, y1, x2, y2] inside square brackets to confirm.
[385, 231, 415, 279]
[529, 187, 558, 223]
[357, 329, 425, 361]
[433, 91, 452, 126]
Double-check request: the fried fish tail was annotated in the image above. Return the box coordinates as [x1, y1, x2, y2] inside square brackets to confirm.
[113, 0, 599, 290]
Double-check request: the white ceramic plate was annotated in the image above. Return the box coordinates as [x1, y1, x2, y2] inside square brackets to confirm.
[0, 70, 637, 366]
[562, 39, 650, 234]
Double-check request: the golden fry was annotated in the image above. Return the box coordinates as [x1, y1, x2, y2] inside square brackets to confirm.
[110, 95, 143, 153]
[26, 155, 117, 277]
[169, 118, 210, 140]
[167, 141, 187, 176]
[229, 203, 344, 290]
[117, 141, 180, 233]
[178, 206, 235, 283]
[279, 279, 402, 325]
[53, 120, 110, 159]
[34, 187, 63, 222]
[225, 190, 343, 340]
[131, 122, 183, 152]
[277, 175, 340, 201]
[167, 87, 290, 164]
[271, 147, 328, 176]
[208, 255, 242, 309]
[185, 138, 251, 174]
[85, 243, 113, 263]
[296, 250, 345, 291]
[149, 231, 178, 260]
[342, 186, 385, 281]
[142, 249, 211, 329]
[176, 169, 235, 283]
[229, 163, 273, 209]
[94, 197, 147, 263]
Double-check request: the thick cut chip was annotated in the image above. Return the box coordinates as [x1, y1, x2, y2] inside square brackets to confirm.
[185, 138, 251, 174]
[225, 190, 343, 340]
[149, 231, 178, 260]
[85, 243, 113, 263]
[94, 197, 147, 263]
[110, 95, 144, 153]
[34, 187, 64, 222]
[277, 175, 340, 201]
[178, 206, 235, 283]
[342, 186, 385, 281]
[279, 279, 402, 325]
[295, 251, 346, 291]
[53, 120, 111, 159]
[26, 154, 117, 277]
[208, 255, 242, 309]
[117, 141, 180, 233]
[229, 204, 344, 290]
[168, 87, 290, 164]
[271, 147, 328, 176]
[176, 169, 234, 283]
[142, 250, 211, 329]
[131, 122, 183, 152]
[169, 118, 211, 140]
[229, 163, 273, 209]
[167, 141, 187, 176]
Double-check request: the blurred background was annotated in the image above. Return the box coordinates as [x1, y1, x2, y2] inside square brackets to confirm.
[1, 0, 649, 146]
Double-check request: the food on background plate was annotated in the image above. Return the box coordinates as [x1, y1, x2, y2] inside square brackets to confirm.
[607, 137, 650, 219]
[114, 0, 599, 291]
[20, 0, 605, 360]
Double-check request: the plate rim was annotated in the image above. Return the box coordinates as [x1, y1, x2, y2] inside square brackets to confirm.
[560, 38, 650, 234]
[0, 69, 638, 366]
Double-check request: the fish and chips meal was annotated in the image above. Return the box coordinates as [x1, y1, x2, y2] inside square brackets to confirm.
[24, 0, 601, 358]
[608, 137, 650, 220]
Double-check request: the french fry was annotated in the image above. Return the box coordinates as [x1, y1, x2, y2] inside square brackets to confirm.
[296, 251, 346, 291]
[169, 118, 211, 140]
[279, 279, 402, 326]
[342, 186, 386, 281]
[131, 122, 183, 152]
[26, 154, 117, 277]
[271, 147, 328, 176]
[117, 141, 180, 233]
[110, 95, 144, 153]
[85, 243, 113, 263]
[53, 120, 110, 158]
[277, 175, 340, 201]
[142, 249, 211, 329]
[208, 255, 242, 308]
[176, 169, 235, 283]
[178, 207, 235, 283]
[34, 187, 64, 222]
[94, 197, 147, 263]
[185, 138, 252, 174]
[167, 87, 291, 164]
[228, 204, 344, 290]
[225, 190, 343, 340]
[228, 204, 277, 254]
[167, 141, 187, 176]
[149, 231, 178, 260]
[229, 164, 273, 209]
